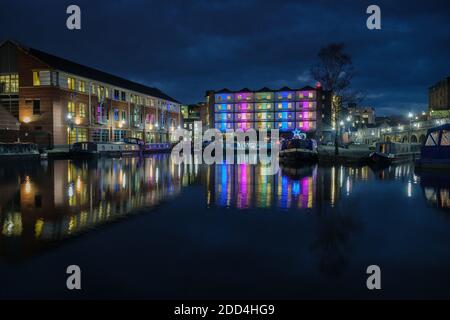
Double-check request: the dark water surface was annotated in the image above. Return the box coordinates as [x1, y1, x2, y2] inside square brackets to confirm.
[0, 155, 449, 299]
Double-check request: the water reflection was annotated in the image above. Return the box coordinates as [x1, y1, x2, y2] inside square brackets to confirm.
[0, 156, 199, 259]
[419, 171, 450, 211]
[208, 164, 377, 210]
[1, 156, 449, 262]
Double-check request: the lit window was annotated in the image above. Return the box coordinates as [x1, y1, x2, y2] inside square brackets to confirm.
[425, 131, 439, 146]
[0, 74, 19, 93]
[98, 86, 105, 98]
[114, 109, 119, 122]
[91, 84, 96, 95]
[441, 130, 450, 146]
[78, 81, 85, 92]
[67, 77, 75, 90]
[308, 92, 314, 98]
[33, 72, 40, 86]
[68, 101, 75, 117]
[122, 110, 126, 121]
[79, 103, 86, 118]
[287, 94, 292, 99]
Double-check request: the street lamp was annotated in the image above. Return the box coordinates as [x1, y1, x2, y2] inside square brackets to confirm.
[408, 112, 413, 150]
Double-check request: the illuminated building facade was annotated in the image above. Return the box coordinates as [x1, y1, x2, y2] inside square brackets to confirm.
[0, 40, 181, 148]
[429, 76, 450, 119]
[205, 85, 330, 138]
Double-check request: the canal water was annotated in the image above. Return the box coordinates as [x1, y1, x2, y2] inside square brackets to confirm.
[0, 155, 449, 299]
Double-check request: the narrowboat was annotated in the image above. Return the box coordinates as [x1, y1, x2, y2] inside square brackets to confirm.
[279, 138, 318, 164]
[123, 137, 173, 153]
[0, 142, 40, 160]
[369, 142, 421, 166]
[143, 142, 173, 153]
[71, 141, 142, 158]
[415, 124, 450, 171]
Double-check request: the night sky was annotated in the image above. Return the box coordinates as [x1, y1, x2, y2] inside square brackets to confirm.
[1, 0, 449, 115]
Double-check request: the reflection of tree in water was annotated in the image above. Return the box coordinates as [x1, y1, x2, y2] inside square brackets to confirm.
[310, 204, 361, 278]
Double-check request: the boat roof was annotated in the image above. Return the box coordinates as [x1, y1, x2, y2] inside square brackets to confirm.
[427, 124, 450, 134]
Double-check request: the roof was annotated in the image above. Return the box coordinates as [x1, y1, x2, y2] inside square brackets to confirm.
[428, 124, 450, 133]
[0, 105, 20, 130]
[209, 85, 320, 94]
[215, 88, 233, 94]
[4, 40, 180, 104]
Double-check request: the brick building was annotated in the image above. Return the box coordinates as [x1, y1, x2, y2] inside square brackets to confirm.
[429, 76, 450, 119]
[0, 40, 181, 148]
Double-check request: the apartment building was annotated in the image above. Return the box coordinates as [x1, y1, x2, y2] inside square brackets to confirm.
[205, 85, 331, 138]
[0, 40, 181, 148]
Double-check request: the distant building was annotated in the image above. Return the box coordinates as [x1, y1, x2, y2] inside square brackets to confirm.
[181, 102, 206, 140]
[348, 105, 375, 125]
[0, 40, 181, 148]
[205, 85, 332, 139]
[354, 123, 389, 145]
[429, 76, 450, 118]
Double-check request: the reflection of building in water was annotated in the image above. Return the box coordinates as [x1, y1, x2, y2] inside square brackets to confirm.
[420, 173, 450, 210]
[209, 164, 317, 209]
[0, 156, 197, 259]
[374, 164, 417, 181]
[208, 164, 372, 210]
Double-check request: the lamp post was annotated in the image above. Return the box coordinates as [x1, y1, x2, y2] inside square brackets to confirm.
[408, 112, 413, 151]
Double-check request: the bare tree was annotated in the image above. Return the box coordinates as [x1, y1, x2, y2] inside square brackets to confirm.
[311, 43, 360, 155]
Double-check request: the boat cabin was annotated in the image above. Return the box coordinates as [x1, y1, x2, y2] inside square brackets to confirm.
[376, 142, 421, 155]
[421, 124, 450, 160]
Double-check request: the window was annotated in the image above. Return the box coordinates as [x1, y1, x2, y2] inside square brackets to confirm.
[441, 130, 450, 146]
[33, 71, 40, 86]
[91, 83, 96, 95]
[79, 103, 86, 118]
[78, 81, 85, 92]
[121, 110, 126, 122]
[68, 101, 76, 118]
[121, 91, 126, 101]
[33, 100, 40, 115]
[114, 109, 119, 122]
[425, 131, 439, 146]
[67, 77, 75, 90]
[114, 89, 120, 100]
[0, 74, 19, 93]
[114, 130, 126, 142]
[69, 128, 88, 144]
[98, 86, 105, 98]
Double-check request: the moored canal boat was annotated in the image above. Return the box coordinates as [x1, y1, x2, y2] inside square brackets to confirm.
[71, 141, 142, 158]
[415, 124, 450, 171]
[0, 142, 40, 160]
[279, 137, 318, 165]
[369, 142, 421, 166]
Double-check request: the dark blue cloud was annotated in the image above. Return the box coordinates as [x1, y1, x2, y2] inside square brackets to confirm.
[1, 0, 449, 115]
